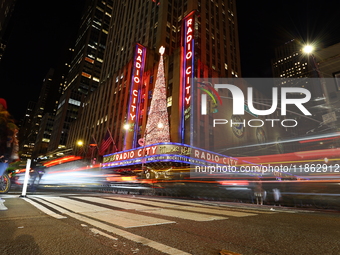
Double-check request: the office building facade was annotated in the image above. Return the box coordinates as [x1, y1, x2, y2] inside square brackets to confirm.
[67, 0, 285, 173]
[68, 0, 242, 151]
[48, 0, 112, 151]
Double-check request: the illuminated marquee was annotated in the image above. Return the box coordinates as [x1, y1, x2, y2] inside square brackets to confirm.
[126, 44, 146, 148]
[184, 16, 194, 106]
[102, 143, 238, 168]
[180, 11, 195, 142]
[128, 44, 146, 123]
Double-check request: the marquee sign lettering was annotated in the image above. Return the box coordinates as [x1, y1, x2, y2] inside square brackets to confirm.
[180, 11, 195, 142]
[184, 16, 194, 106]
[128, 44, 146, 123]
[102, 143, 238, 168]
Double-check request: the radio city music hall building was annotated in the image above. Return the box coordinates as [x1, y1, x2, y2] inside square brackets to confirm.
[67, 0, 285, 176]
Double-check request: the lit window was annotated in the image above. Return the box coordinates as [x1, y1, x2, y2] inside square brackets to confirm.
[69, 99, 81, 106]
[93, 20, 102, 26]
[167, 96, 172, 107]
[91, 24, 100, 30]
[88, 44, 96, 49]
[85, 57, 94, 63]
[96, 6, 104, 12]
[82, 72, 91, 78]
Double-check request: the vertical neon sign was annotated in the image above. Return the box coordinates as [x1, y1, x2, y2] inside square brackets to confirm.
[181, 11, 195, 143]
[126, 43, 146, 148]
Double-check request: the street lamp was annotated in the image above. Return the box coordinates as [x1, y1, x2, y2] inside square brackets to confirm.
[302, 45, 314, 54]
[302, 44, 320, 77]
[302, 43, 331, 123]
[76, 140, 84, 156]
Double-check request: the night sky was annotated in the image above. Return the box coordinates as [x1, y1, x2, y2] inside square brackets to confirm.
[1, 0, 340, 122]
[0, 0, 85, 121]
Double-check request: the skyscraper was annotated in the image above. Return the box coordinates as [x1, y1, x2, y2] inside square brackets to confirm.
[18, 101, 36, 160]
[20, 69, 59, 159]
[48, 0, 112, 152]
[67, 0, 242, 156]
[272, 39, 310, 79]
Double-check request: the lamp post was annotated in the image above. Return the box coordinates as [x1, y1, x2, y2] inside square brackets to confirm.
[302, 44, 330, 106]
[302, 45, 321, 77]
[76, 140, 83, 156]
[302, 44, 335, 134]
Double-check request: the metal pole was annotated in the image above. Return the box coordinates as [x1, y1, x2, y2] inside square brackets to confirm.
[20, 159, 31, 197]
[141, 131, 147, 175]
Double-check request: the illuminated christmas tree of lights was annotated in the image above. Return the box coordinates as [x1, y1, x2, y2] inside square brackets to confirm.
[144, 46, 170, 145]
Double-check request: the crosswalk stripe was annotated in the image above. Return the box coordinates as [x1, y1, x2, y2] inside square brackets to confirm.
[75, 196, 228, 221]
[23, 198, 67, 219]
[139, 197, 275, 214]
[140, 197, 276, 214]
[139, 197, 274, 214]
[36, 197, 175, 228]
[26, 197, 191, 255]
[74, 196, 152, 210]
[108, 197, 257, 217]
[145, 208, 227, 221]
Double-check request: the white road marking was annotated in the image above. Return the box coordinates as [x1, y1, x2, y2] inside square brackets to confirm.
[26, 197, 191, 255]
[90, 228, 118, 240]
[76, 196, 227, 221]
[35, 197, 175, 228]
[145, 208, 227, 221]
[74, 196, 152, 210]
[23, 198, 67, 219]
[143, 198, 277, 214]
[109, 197, 256, 217]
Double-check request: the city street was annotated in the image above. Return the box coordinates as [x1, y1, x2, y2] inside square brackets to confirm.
[0, 191, 339, 255]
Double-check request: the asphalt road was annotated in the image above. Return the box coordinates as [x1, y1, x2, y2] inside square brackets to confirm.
[0, 191, 339, 255]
